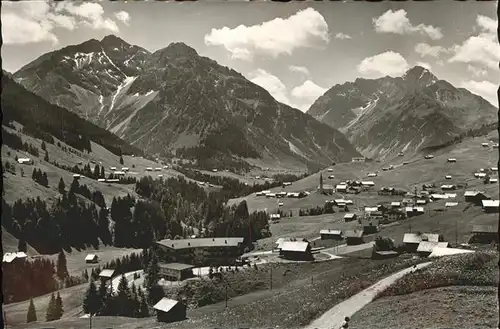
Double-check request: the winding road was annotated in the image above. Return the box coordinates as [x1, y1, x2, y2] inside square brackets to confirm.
[303, 262, 432, 329]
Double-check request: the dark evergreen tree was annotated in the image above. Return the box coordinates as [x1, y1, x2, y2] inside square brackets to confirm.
[46, 293, 56, 321]
[27, 298, 37, 323]
[54, 292, 63, 319]
[41, 141, 46, 151]
[58, 177, 66, 194]
[82, 279, 99, 315]
[18, 237, 27, 252]
[44, 150, 49, 162]
[119, 156, 124, 165]
[115, 274, 132, 316]
[138, 288, 150, 317]
[56, 251, 68, 280]
[42, 172, 49, 187]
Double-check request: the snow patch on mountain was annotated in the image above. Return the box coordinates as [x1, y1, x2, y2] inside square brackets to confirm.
[108, 76, 137, 114]
[344, 95, 379, 131]
[284, 138, 309, 160]
[110, 90, 159, 136]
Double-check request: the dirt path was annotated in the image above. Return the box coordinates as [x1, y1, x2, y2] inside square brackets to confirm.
[303, 262, 432, 329]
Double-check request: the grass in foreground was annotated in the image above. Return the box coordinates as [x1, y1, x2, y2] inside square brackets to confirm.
[376, 251, 498, 300]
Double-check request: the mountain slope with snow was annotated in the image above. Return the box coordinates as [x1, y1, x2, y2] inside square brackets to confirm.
[13, 35, 360, 171]
[307, 66, 498, 159]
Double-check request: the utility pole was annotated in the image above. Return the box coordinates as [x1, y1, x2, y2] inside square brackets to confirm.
[225, 284, 228, 308]
[89, 312, 92, 329]
[455, 219, 458, 246]
[4, 310, 7, 329]
[270, 264, 273, 291]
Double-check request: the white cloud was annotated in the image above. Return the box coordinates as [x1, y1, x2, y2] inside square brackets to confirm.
[1, 1, 120, 45]
[248, 69, 291, 105]
[448, 15, 499, 71]
[373, 9, 443, 40]
[204, 8, 329, 61]
[357, 51, 410, 78]
[291, 80, 327, 101]
[462, 80, 498, 107]
[415, 62, 432, 70]
[467, 65, 488, 78]
[114, 11, 131, 26]
[335, 32, 351, 40]
[415, 43, 446, 58]
[288, 65, 310, 76]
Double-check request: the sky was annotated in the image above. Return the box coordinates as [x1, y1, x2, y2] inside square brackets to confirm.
[2, 0, 499, 109]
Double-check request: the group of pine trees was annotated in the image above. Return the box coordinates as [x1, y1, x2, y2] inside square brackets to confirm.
[2, 127, 40, 157]
[32, 168, 49, 187]
[45, 292, 64, 321]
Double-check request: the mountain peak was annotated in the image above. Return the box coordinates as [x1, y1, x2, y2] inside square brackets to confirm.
[158, 42, 199, 58]
[403, 65, 438, 88]
[100, 34, 131, 49]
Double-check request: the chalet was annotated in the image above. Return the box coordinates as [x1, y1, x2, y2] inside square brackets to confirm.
[445, 193, 457, 199]
[372, 250, 399, 260]
[447, 158, 457, 163]
[391, 201, 401, 208]
[276, 192, 287, 198]
[482, 200, 499, 213]
[441, 184, 456, 191]
[212, 169, 218, 172]
[347, 186, 361, 194]
[429, 247, 475, 258]
[85, 254, 99, 264]
[361, 181, 375, 188]
[279, 241, 312, 261]
[282, 182, 292, 187]
[422, 183, 435, 190]
[320, 229, 343, 240]
[424, 155, 434, 159]
[475, 172, 487, 178]
[492, 167, 498, 172]
[146, 167, 153, 171]
[362, 220, 379, 235]
[416, 200, 427, 205]
[99, 269, 115, 283]
[445, 202, 458, 208]
[445, 175, 452, 180]
[493, 144, 499, 149]
[158, 174, 163, 178]
[97, 178, 106, 182]
[344, 213, 357, 222]
[351, 157, 366, 163]
[417, 241, 449, 257]
[266, 193, 276, 198]
[121, 167, 129, 172]
[155, 167, 162, 171]
[345, 230, 364, 245]
[256, 190, 271, 196]
[110, 167, 117, 171]
[470, 225, 498, 244]
[321, 184, 334, 195]
[156, 237, 245, 266]
[270, 214, 281, 220]
[153, 298, 186, 323]
[366, 211, 383, 221]
[405, 207, 425, 217]
[431, 194, 447, 200]
[113, 171, 126, 176]
[379, 187, 395, 195]
[2, 252, 27, 264]
[481, 143, 489, 147]
[106, 179, 120, 183]
[275, 237, 291, 250]
[73, 174, 81, 179]
[17, 158, 33, 165]
[383, 209, 406, 222]
[336, 184, 347, 193]
[403, 233, 442, 252]
[328, 175, 335, 179]
[464, 191, 489, 205]
[158, 263, 195, 281]
[344, 200, 354, 205]
[327, 168, 334, 172]
[489, 178, 498, 184]
[367, 173, 377, 177]
[398, 152, 404, 156]
[403, 161, 409, 165]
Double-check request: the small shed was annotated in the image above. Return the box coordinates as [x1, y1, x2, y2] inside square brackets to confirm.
[464, 191, 490, 206]
[361, 181, 375, 187]
[2, 252, 28, 264]
[481, 143, 489, 147]
[481, 200, 499, 213]
[17, 158, 33, 165]
[85, 254, 99, 264]
[445, 175, 452, 180]
[344, 213, 357, 222]
[441, 184, 456, 191]
[445, 202, 458, 208]
[345, 230, 364, 245]
[336, 184, 347, 193]
[362, 220, 379, 235]
[153, 298, 187, 323]
[470, 225, 498, 244]
[158, 263, 195, 281]
[417, 241, 449, 257]
[447, 158, 457, 163]
[321, 184, 334, 194]
[391, 201, 401, 208]
[99, 269, 115, 282]
[279, 241, 312, 261]
[320, 229, 343, 240]
[405, 207, 425, 217]
[403, 233, 442, 252]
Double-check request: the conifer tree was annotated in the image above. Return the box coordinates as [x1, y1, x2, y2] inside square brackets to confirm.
[46, 293, 56, 321]
[115, 274, 132, 316]
[58, 177, 66, 194]
[41, 141, 47, 151]
[44, 150, 49, 162]
[54, 292, 63, 319]
[42, 172, 49, 186]
[27, 298, 37, 323]
[83, 279, 99, 315]
[18, 237, 27, 252]
[138, 288, 150, 317]
[56, 251, 68, 279]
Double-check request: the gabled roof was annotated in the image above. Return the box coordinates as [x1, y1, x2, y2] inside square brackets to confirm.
[336, 184, 347, 189]
[344, 213, 356, 218]
[391, 202, 401, 206]
[464, 191, 485, 197]
[2, 252, 27, 263]
[429, 247, 475, 258]
[320, 229, 342, 235]
[365, 207, 379, 212]
[361, 181, 375, 185]
[405, 207, 424, 213]
[158, 263, 195, 271]
[417, 241, 449, 253]
[153, 298, 180, 313]
[482, 200, 499, 208]
[280, 241, 310, 252]
[445, 202, 458, 207]
[85, 254, 98, 260]
[345, 230, 364, 238]
[403, 233, 440, 244]
[156, 237, 244, 250]
[99, 269, 115, 278]
[322, 184, 334, 190]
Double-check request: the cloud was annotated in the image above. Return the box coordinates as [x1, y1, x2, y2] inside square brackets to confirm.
[204, 8, 329, 61]
[373, 9, 443, 40]
[335, 32, 351, 40]
[114, 11, 131, 26]
[291, 80, 327, 101]
[415, 62, 432, 70]
[467, 65, 488, 78]
[414, 43, 446, 58]
[461, 80, 498, 107]
[288, 65, 310, 76]
[448, 15, 499, 70]
[248, 69, 291, 105]
[1, 1, 120, 45]
[357, 51, 410, 78]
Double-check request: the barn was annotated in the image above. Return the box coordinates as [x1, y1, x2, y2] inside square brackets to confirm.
[345, 230, 364, 245]
[464, 191, 490, 205]
[470, 225, 498, 244]
[85, 254, 99, 264]
[403, 233, 442, 252]
[482, 200, 499, 213]
[320, 229, 343, 240]
[153, 298, 187, 323]
[158, 263, 195, 281]
[279, 241, 313, 261]
[344, 213, 357, 222]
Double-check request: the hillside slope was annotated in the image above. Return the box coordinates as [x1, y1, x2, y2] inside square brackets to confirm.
[13, 35, 360, 170]
[308, 66, 498, 159]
